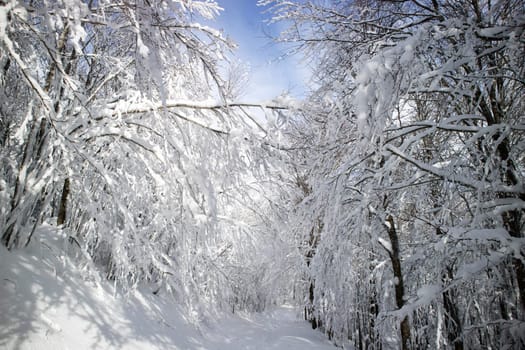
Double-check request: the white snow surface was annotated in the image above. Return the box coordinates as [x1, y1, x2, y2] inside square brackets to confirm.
[0, 224, 336, 350]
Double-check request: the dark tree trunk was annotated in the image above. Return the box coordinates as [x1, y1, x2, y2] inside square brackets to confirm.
[304, 217, 322, 330]
[57, 178, 70, 226]
[442, 267, 464, 350]
[308, 280, 317, 329]
[385, 215, 411, 350]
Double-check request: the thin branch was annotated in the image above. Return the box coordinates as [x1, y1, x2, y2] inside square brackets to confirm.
[385, 144, 524, 194]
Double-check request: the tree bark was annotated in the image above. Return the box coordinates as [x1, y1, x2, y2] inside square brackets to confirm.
[57, 178, 70, 226]
[385, 215, 411, 350]
[442, 267, 464, 350]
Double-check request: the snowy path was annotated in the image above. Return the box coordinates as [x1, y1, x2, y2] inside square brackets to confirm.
[0, 226, 336, 350]
[200, 306, 336, 349]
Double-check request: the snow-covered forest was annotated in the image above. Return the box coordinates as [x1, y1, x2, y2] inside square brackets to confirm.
[0, 0, 524, 349]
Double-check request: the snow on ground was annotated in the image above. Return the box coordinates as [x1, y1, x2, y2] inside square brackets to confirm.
[0, 224, 336, 350]
[202, 307, 337, 349]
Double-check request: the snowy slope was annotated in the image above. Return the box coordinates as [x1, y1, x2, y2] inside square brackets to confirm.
[0, 225, 336, 350]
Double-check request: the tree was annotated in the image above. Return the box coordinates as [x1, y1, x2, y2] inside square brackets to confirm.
[0, 0, 294, 320]
[262, 0, 525, 348]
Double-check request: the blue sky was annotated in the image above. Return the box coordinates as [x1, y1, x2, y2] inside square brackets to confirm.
[211, 0, 309, 101]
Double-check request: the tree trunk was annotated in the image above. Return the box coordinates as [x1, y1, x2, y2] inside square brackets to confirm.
[477, 82, 525, 315]
[385, 215, 411, 350]
[57, 177, 70, 226]
[1, 116, 40, 248]
[307, 280, 317, 329]
[2, 25, 71, 248]
[304, 217, 322, 330]
[442, 267, 464, 350]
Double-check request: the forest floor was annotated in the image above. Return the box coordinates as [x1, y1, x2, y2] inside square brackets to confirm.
[0, 225, 337, 350]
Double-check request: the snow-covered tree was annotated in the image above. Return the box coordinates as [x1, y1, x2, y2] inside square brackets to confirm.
[0, 0, 294, 320]
[262, 0, 525, 348]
